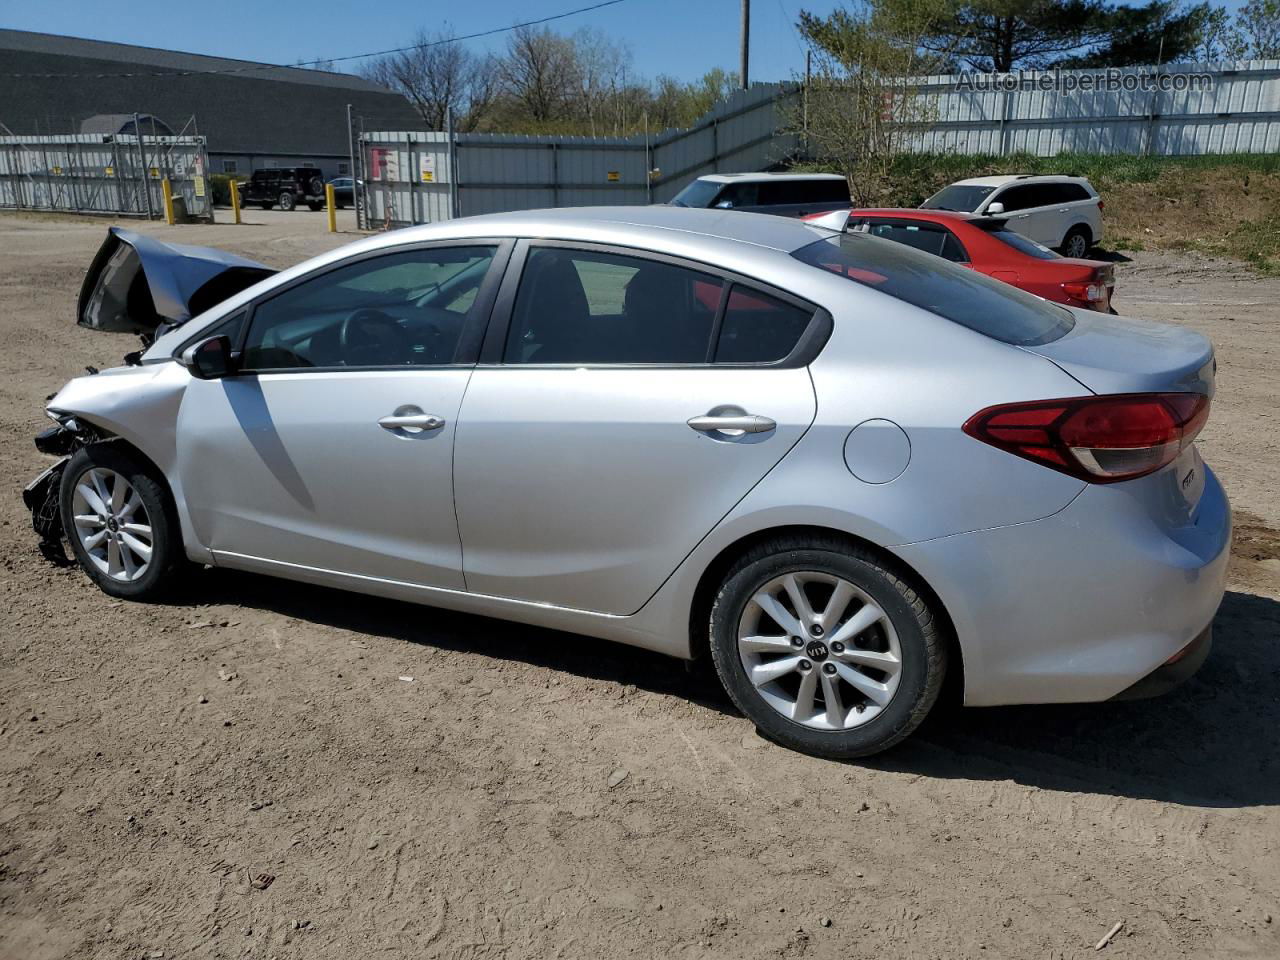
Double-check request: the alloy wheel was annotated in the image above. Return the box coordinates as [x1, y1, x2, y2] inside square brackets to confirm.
[737, 572, 903, 730]
[1065, 233, 1088, 258]
[70, 468, 153, 582]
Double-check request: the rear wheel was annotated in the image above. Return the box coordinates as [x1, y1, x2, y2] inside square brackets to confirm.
[708, 538, 946, 758]
[60, 444, 186, 600]
[1060, 226, 1091, 258]
[307, 201, 323, 211]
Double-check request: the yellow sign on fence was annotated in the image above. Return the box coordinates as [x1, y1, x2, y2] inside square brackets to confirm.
[104, 166, 114, 177]
[607, 171, 620, 182]
[193, 175, 206, 198]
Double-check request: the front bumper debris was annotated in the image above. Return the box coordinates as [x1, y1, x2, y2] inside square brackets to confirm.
[22, 456, 72, 565]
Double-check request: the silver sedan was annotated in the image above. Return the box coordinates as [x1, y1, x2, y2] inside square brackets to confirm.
[27, 206, 1229, 758]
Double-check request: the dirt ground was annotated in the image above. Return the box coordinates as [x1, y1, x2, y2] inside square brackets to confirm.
[1, 210, 1278, 960]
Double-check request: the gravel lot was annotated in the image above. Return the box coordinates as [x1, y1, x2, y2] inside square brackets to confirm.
[2, 210, 1278, 960]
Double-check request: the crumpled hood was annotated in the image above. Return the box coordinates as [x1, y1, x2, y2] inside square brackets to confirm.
[77, 227, 276, 333]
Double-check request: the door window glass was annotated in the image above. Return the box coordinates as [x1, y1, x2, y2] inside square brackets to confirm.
[241, 246, 496, 370]
[992, 185, 1037, 211]
[715, 285, 814, 363]
[504, 248, 723, 364]
[717, 182, 759, 208]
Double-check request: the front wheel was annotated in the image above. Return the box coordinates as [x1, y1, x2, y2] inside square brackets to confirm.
[279, 191, 296, 211]
[59, 443, 186, 600]
[709, 538, 947, 759]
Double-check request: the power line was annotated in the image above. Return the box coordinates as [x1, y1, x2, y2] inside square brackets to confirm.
[2, 0, 629, 79]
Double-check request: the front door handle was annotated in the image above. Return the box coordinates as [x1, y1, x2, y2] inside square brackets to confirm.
[379, 413, 445, 431]
[687, 414, 776, 434]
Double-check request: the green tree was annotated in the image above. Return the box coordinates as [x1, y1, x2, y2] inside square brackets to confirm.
[1234, 0, 1280, 57]
[1064, 0, 1215, 66]
[918, 0, 1112, 71]
[798, 0, 955, 204]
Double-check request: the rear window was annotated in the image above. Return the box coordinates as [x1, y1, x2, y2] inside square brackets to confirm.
[986, 228, 1060, 260]
[792, 233, 1074, 346]
[921, 184, 994, 212]
[758, 179, 850, 205]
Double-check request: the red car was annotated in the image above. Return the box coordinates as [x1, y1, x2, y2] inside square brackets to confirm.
[805, 208, 1116, 312]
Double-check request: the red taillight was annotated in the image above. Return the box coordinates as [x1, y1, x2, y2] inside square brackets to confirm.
[1097, 199, 1105, 210]
[1061, 280, 1106, 302]
[963, 393, 1209, 483]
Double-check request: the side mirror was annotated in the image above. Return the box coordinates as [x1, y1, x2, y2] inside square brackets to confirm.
[985, 201, 1005, 215]
[181, 335, 234, 380]
[714, 199, 734, 209]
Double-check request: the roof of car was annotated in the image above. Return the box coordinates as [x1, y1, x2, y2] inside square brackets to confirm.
[391, 205, 833, 254]
[695, 172, 847, 184]
[951, 174, 1089, 187]
[850, 207, 981, 221]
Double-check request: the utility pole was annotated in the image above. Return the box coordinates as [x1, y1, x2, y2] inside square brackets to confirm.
[740, 0, 750, 89]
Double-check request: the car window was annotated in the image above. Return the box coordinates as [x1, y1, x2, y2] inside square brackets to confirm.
[241, 246, 497, 370]
[715, 286, 815, 363]
[504, 248, 723, 365]
[987, 228, 1061, 260]
[921, 184, 995, 212]
[793, 233, 1074, 346]
[670, 179, 723, 208]
[1060, 182, 1092, 202]
[867, 221, 950, 257]
[717, 182, 759, 208]
[991, 185, 1038, 211]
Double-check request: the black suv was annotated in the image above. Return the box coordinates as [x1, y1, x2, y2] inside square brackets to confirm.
[238, 168, 326, 211]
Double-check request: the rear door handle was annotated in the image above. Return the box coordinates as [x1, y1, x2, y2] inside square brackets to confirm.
[687, 414, 776, 434]
[378, 413, 445, 431]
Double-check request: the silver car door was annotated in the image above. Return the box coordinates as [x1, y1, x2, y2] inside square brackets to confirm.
[453, 242, 822, 616]
[176, 241, 509, 589]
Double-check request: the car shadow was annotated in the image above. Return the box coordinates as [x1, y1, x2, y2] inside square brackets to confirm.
[180, 573, 1277, 808]
[1088, 247, 1134, 263]
[880, 590, 1280, 809]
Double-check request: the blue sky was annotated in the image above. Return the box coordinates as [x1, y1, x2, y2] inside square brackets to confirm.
[3, 0, 1251, 84]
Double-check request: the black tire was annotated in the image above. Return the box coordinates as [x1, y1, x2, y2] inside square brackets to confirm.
[307, 201, 323, 211]
[279, 191, 296, 211]
[307, 176, 324, 196]
[708, 537, 947, 759]
[1060, 225, 1092, 258]
[259, 201, 274, 210]
[59, 443, 186, 600]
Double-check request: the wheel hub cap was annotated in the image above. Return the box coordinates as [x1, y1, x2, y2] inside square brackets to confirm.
[70, 468, 153, 583]
[737, 571, 903, 731]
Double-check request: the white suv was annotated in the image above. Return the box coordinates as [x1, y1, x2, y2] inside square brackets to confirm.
[669, 173, 851, 219]
[921, 175, 1104, 258]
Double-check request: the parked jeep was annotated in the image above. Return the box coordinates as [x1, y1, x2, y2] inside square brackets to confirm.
[237, 168, 326, 211]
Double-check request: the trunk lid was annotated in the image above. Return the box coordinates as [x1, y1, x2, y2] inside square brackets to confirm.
[77, 227, 275, 334]
[1021, 308, 1215, 397]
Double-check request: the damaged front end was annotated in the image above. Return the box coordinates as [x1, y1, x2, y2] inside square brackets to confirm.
[25, 228, 275, 565]
[22, 416, 102, 565]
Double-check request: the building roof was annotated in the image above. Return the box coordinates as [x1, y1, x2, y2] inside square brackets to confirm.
[0, 29, 425, 158]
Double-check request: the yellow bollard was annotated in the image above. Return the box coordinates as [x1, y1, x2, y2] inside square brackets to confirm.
[229, 177, 242, 225]
[325, 182, 337, 233]
[161, 178, 175, 225]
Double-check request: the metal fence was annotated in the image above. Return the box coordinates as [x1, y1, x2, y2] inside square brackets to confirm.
[0, 133, 214, 220]
[356, 61, 1279, 226]
[907, 60, 1280, 155]
[356, 84, 801, 228]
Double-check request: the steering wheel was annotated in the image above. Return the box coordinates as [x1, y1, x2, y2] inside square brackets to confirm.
[338, 308, 409, 363]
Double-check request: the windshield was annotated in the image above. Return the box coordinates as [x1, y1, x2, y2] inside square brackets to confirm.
[792, 233, 1074, 346]
[670, 179, 723, 208]
[987, 228, 1061, 260]
[921, 184, 996, 212]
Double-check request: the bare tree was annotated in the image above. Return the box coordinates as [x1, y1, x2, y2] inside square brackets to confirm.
[500, 25, 579, 124]
[570, 28, 632, 136]
[361, 29, 494, 132]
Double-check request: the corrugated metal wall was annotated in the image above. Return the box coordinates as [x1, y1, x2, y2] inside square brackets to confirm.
[359, 62, 1279, 226]
[0, 133, 213, 219]
[358, 85, 801, 227]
